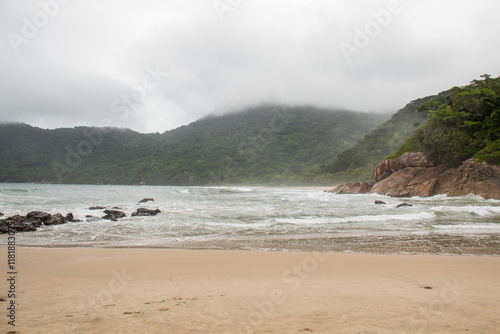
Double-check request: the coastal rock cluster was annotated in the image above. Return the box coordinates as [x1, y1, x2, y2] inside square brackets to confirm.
[327, 152, 500, 199]
[0, 207, 161, 234]
[0, 211, 81, 233]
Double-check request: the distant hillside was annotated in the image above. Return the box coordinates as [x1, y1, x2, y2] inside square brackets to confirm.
[319, 90, 451, 183]
[0, 105, 388, 185]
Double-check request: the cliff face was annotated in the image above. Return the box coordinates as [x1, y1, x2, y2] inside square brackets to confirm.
[327, 152, 500, 199]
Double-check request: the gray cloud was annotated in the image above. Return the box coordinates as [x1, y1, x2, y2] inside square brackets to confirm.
[1, 0, 499, 133]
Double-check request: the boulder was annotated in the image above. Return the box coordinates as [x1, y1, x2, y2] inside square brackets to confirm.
[0, 222, 8, 234]
[372, 152, 435, 182]
[394, 152, 434, 169]
[1, 216, 37, 233]
[44, 213, 67, 226]
[85, 215, 100, 222]
[396, 203, 413, 208]
[372, 159, 397, 182]
[445, 159, 500, 199]
[0, 212, 3, 217]
[27, 211, 51, 221]
[12, 221, 37, 232]
[6, 215, 27, 223]
[65, 213, 82, 222]
[326, 182, 374, 194]
[139, 198, 154, 203]
[103, 210, 126, 221]
[131, 208, 161, 217]
[26, 211, 51, 226]
[89, 206, 106, 210]
[375, 200, 386, 205]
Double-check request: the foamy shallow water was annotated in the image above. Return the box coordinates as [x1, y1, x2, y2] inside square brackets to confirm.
[1, 184, 499, 255]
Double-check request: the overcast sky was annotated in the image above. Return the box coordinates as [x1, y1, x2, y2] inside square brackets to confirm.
[1, 0, 499, 133]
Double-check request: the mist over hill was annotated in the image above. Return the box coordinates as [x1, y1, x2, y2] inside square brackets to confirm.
[0, 105, 388, 185]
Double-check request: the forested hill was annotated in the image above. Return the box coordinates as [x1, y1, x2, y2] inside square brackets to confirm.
[0, 105, 388, 185]
[319, 90, 451, 182]
[321, 74, 500, 184]
[389, 75, 500, 166]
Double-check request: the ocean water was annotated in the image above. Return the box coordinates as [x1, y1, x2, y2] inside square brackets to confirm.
[1, 183, 499, 255]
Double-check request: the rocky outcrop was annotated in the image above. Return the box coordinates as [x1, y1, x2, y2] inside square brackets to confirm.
[1, 214, 38, 232]
[370, 158, 500, 199]
[45, 213, 67, 225]
[139, 198, 154, 203]
[65, 213, 82, 222]
[1, 211, 69, 233]
[86, 215, 100, 222]
[328, 152, 500, 199]
[89, 206, 106, 210]
[325, 182, 374, 194]
[131, 208, 161, 217]
[372, 152, 434, 182]
[103, 210, 127, 221]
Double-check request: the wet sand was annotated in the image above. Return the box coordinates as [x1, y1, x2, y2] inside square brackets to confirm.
[1, 248, 499, 333]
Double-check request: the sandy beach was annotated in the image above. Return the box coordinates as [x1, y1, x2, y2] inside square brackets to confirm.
[1, 248, 499, 333]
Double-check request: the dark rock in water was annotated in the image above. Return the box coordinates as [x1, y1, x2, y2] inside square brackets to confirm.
[375, 200, 386, 205]
[26, 211, 52, 225]
[89, 206, 106, 210]
[7, 215, 26, 223]
[85, 215, 100, 222]
[0, 216, 37, 233]
[12, 221, 37, 232]
[0, 212, 3, 217]
[44, 213, 67, 225]
[396, 203, 413, 208]
[103, 210, 126, 221]
[25, 218, 43, 228]
[65, 213, 82, 222]
[139, 198, 154, 203]
[132, 208, 161, 217]
[0, 222, 9, 233]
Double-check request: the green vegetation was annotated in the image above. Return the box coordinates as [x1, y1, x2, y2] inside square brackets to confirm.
[0, 105, 387, 186]
[318, 90, 450, 183]
[389, 75, 500, 166]
[4, 75, 497, 187]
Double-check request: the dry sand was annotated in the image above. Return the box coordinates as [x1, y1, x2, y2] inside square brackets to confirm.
[1, 248, 499, 333]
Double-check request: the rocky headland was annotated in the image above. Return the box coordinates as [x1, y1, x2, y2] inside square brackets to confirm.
[327, 152, 500, 199]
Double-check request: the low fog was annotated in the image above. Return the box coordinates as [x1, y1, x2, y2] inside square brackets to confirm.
[1, 0, 499, 133]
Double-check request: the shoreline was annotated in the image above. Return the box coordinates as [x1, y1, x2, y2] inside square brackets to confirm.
[7, 244, 500, 257]
[2, 247, 499, 333]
